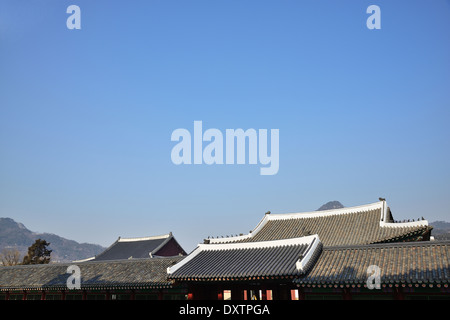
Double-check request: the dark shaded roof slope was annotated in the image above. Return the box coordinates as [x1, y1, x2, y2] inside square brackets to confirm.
[295, 240, 450, 287]
[168, 235, 322, 281]
[0, 256, 185, 291]
[91, 232, 186, 261]
[207, 201, 432, 247]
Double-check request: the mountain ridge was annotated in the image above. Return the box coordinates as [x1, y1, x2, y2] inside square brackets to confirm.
[0, 217, 105, 263]
[316, 201, 345, 211]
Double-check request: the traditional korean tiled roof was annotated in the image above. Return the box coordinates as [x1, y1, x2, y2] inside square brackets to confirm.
[167, 235, 322, 281]
[294, 240, 450, 287]
[0, 256, 184, 291]
[207, 201, 432, 247]
[90, 232, 186, 261]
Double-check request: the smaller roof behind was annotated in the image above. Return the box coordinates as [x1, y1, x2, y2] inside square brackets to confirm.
[91, 232, 186, 261]
[168, 235, 322, 281]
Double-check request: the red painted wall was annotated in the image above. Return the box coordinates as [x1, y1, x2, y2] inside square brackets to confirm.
[154, 238, 186, 256]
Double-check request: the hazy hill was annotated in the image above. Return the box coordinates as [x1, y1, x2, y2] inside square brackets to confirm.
[317, 201, 344, 211]
[0, 217, 105, 263]
[429, 220, 450, 240]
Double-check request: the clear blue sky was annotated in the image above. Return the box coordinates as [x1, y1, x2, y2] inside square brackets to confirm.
[1, 0, 449, 252]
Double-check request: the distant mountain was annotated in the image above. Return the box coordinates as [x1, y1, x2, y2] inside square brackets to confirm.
[317, 201, 344, 211]
[429, 220, 450, 240]
[0, 217, 105, 263]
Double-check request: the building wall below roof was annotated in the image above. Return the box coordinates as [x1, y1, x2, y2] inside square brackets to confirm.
[1, 283, 448, 300]
[181, 282, 450, 300]
[155, 238, 187, 256]
[0, 287, 188, 300]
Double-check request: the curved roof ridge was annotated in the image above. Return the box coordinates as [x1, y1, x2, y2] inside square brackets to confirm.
[380, 219, 428, 228]
[322, 239, 450, 251]
[269, 201, 383, 220]
[207, 200, 432, 246]
[203, 234, 318, 251]
[208, 201, 385, 244]
[118, 232, 172, 242]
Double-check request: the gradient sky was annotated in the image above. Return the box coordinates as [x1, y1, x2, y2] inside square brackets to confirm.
[1, 0, 449, 252]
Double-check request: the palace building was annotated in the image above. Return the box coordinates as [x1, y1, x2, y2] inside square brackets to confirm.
[167, 200, 448, 300]
[0, 232, 187, 300]
[0, 256, 185, 300]
[78, 232, 187, 262]
[0, 200, 449, 300]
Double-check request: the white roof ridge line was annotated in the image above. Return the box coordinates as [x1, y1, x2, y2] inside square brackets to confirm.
[201, 235, 319, 251]
[380, 219, 429, 228]
[118, 233, 171, 242]
[269, 201, 383, 219]
[72, 256, 95, 263]
[296, 235, 321, 272]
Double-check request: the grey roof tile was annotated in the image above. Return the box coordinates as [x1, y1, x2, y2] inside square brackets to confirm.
[294, 240, 450, 286]
[207, 201, 432, 247]
[168, 235, 322, 281]
[0, 256, 184, 291]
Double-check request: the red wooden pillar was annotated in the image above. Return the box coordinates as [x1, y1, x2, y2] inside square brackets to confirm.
[41, 290, 46, 300]
[266, 289, 273, 300]
[187, 284, 195, 300]
[22, 290, 27, 300]
[61, 290, 66, 300]
[187, 284, 199, 300]
[290, 289, 297, 300]
[261, 288, 267, 300]
[217, 290, 223, 300]
[394, 287, 404, 300]
[272, 285, 280, 300]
